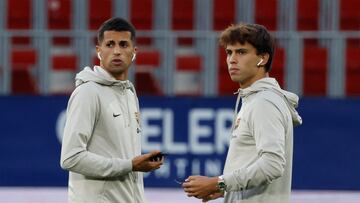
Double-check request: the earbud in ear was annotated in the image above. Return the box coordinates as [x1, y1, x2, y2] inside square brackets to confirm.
[257, 59, 264, 67]
[131, 53, 136, 62]
[97, 52, 102, 61]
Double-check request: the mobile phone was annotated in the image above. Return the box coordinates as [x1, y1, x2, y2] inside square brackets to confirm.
[149, 152, 167, 162]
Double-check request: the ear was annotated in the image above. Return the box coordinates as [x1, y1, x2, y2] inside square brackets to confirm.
[258, 53, 270, 67]
[261, 53, 270, 66]
[132, 47, 138, 62]
[96, 46, 102, 62]
[96, 46, 101, 57]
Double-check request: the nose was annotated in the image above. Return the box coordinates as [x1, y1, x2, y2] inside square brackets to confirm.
[228, 53, 236, 64]
[113, 45, 121, 55]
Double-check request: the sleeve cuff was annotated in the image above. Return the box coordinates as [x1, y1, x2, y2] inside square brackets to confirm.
[223, 172, 244, 191]
[113, 158, 133, 175]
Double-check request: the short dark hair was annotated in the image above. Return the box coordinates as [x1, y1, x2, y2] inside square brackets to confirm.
[97, 17, 136, 44]
[219, 23, 275, 72]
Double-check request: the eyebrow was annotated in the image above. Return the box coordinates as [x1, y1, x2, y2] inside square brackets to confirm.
[226, 48, 248, 53]
[105, 39, 130, 43]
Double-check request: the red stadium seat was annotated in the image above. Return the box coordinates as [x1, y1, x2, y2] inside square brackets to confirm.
[11, 49, 37, 70]
[52, 54, 77, 71]
[176, 55, 202, 71]
[50, 54, 77, 94]
[340, 0, 360, 46]
[172, 0, 194, 30]
[47, 0, 72, 45]
[11, 48, 38, 94]
[131, 0, 153, 45]
[136, 51, 161, 67]
[7, 0, 32, 44]
[345, 47, 360, 96]
[89, 0, 112, 30]
[175, 55, 203, 95]
[48, 0, 72, 30]
[340, 0, 360, 30]
[297, 0, 319, 30]
[7, 0, 31, 29]
[255, 0, 277, 31]
[270, 47, 285, 88]
[135, 72, 162, 95]
[172, 0, 195, 45]
[135, 50, 162, 95]
[213, 0, 235, 30]
[303, 47, 328, 96]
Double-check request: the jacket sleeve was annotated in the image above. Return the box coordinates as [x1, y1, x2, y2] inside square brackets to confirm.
[224, 98, 287, 191]
[60, 85, 132, 178]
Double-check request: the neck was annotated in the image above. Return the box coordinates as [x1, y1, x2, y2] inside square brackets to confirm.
[239, 72, 268, 88]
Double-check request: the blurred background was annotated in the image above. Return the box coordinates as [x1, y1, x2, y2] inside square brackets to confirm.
[0, 0, 359, 202]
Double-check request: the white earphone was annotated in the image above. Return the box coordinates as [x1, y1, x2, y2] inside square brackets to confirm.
[97, 52, 102, 61]
[131, 53, 136, 62]
[257, 59, 264, 67]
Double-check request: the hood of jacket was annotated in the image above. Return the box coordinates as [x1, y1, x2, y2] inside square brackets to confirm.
[75, 66, 134, 91]
[238, 77, 302, 126]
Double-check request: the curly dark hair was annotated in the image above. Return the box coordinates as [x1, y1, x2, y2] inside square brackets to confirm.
[219, 23, 275, 72]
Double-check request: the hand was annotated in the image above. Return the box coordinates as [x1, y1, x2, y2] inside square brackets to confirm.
[132, 150, 164, 172]
[182, 176, 219, 200]
[201, 191, 224, 202]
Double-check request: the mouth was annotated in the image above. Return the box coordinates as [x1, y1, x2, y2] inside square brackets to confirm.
[111, 59, 123, 65]
[229, 68, 240, 75]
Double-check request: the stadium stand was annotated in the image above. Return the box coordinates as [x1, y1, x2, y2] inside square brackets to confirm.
[175, 54, 203, 95]
[7, 0, 32, 44]
[303, 46, 328, 96]
[297, 0, 320, 31]
[345, 47, 360, 96]
[131, 0, 153, 45]
[340, 0, 360, 46]
[172, 0, 195, 45]
[11, 48, 38, 94]
[47, 0, 72, 45]
[135, 50, 162, 95]
[213, 0, 235, 31]
[270, 47, 285, 88]
[50, 53, 77, 94]
[2, 0, 360, 97]
[255, 0, 277, 30]
[340, 0, 360, 31]
[89, 0, 112, 30]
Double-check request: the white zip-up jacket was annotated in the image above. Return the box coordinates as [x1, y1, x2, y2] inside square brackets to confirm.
[223, 77, 302, 203]
[60, 66, 146, 203]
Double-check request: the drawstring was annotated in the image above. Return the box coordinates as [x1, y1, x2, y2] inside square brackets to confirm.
[127, 82, 140, 182]
[231, 89, 241, 132]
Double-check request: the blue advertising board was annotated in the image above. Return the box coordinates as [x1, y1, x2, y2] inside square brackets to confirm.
[0, 96, 359, 190]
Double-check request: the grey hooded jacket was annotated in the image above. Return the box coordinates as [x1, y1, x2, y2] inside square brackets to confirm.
[60, 66, 146, 203]
[223, 77, 302, 203]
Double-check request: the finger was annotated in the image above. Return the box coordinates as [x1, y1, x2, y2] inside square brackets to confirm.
[182, 181, 192, 188]
[187, 176, 194, 181]
[147, 150, 160, 159]
[202, 196, 210, 202]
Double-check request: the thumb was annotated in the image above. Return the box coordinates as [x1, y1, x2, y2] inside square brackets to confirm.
[147, 150, 161, 158]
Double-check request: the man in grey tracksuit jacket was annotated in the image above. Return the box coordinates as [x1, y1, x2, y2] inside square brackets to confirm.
[61, 66, 145, 203]
[223, 77, 302, 202]
[182, 23, 302, 203]
[60, 17, 163, 203]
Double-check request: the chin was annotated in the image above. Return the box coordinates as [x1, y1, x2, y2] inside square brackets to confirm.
[230, 76, 241, 83]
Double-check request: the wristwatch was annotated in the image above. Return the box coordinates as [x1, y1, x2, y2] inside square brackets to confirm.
[217, 175, 227, 192]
